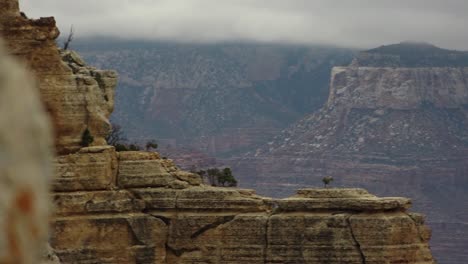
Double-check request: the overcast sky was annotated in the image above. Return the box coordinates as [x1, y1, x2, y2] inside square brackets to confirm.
[20, 0, 468, 50]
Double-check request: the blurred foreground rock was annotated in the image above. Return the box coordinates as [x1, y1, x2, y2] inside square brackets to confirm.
[0, 42, 53, 262]
[0, 0, 117, 154]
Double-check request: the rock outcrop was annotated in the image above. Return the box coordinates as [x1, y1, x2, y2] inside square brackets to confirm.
[74, 39, 354, 158]
[236, 43, 468, 263]
[0, 3, 436, 264]
[51, 147, 434, 263]
[0, 0, 117, 154]
[351, 42, 468, 68]
[0, 41, 53, 263]
[328, 67, 468, 110]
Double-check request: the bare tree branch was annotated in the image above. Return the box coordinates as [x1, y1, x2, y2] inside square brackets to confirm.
[63, 25, 74, 50]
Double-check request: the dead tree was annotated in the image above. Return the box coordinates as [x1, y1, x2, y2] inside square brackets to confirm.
[63, 25, 74, 50]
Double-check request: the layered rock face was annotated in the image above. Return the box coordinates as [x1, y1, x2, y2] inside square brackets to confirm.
[1, 3, 436, 263]
[329, 67, 468, 110]
[236, 45, 468, 263]
[74, 40, 353, 158]
[0, 41, 54, 263]
[0, 1, 117, 154]
[51, 147, 434, 263]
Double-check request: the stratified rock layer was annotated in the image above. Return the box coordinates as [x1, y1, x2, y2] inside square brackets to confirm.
[0, 3, 436, 263]
[0, 2, 117, 154]
[237, 48, 468, 263]
[75, 39, 354, 160]
[51, 147, 434, 264]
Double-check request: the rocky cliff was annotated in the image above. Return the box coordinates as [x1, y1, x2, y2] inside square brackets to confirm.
[51, 148, 435, 263]
[351, 42, 468, 68]
[0, 4, 117, 154]
[236, 44, 468, 263]
[0, 2, 435, 263]
[74, 39, 354, 158]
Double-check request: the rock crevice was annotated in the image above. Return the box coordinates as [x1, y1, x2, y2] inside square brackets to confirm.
[346, 214, 367, 264]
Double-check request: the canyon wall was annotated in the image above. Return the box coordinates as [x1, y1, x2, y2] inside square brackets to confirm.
[0, 2, 117, 154]
[74, 39, 354, 159]
[0, 1, 435, 263]
[51, 148, 435, 263]
[236, 47, 468, 263]
[328, 67, 468, 110]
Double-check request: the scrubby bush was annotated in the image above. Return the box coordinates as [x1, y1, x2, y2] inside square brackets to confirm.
[195, 167, 237, 187]
[81, 128, 94, 147]
[105, 123, 147, 152]
[322, 176, 334, 188]
[106, 123, 126, 146]
[114, 143, 129, 152]
[145, 140, 158, 151]
[128, 144, 141, 151]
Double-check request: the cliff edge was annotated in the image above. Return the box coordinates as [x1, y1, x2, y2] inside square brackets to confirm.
[0, 0, 117, 154]
[0, 1, 435, 263]
[237, 43, 468, 263]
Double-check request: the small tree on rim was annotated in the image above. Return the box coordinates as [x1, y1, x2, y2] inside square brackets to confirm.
[145, 140, 158, 151]
[322, 176, 334, 188]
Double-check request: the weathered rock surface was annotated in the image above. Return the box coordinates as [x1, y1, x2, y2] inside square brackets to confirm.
[328, 67, 468, 110]
[0, 2, 117, 154]
[54, 146, 117, 192]
[75, 39, 354, 158]
[1, 3, 436, 263]
[50, 148, 434, 263]
[236, 43, 468, 263]
[0, 40, 54, 262]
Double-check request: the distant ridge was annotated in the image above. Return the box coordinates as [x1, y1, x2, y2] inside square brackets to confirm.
[353, 42, 468, 67]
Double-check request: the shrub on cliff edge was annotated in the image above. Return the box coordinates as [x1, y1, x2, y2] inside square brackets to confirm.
[81, 128, 94, 147]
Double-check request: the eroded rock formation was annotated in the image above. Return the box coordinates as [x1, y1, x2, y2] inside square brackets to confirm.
[0, 2, 436, 263]
[237, 44, 468, 263]
[51, 147, 434, 263]
[74, 39, 354, 159]
[0, 0, 117, 154]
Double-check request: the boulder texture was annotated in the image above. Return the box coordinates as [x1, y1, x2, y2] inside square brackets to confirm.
[0, 2, 435, 264]
[0, 42, 54, 263]
[0, 0, 117, 154]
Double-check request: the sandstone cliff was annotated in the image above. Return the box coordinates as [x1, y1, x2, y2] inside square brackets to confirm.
[51, 146, 434, 263]
[237, 44, 468, 263]
[0, 2, 117, 154]
[0, 2, 436, 263]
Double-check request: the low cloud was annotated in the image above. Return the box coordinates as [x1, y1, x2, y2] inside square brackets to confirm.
[20, 0, 468, 50]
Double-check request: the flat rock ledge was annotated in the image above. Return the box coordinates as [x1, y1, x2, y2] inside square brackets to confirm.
[278, 188, 412, 212]
[49, 147, 435, 264]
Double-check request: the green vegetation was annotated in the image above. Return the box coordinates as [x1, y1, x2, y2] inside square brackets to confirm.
[106, 122, 155, 152]
[81, 128, 94, 147]
[145, 140, 158, 151]
[322, 176, 334, 188]
[194, 167, 238, 187]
